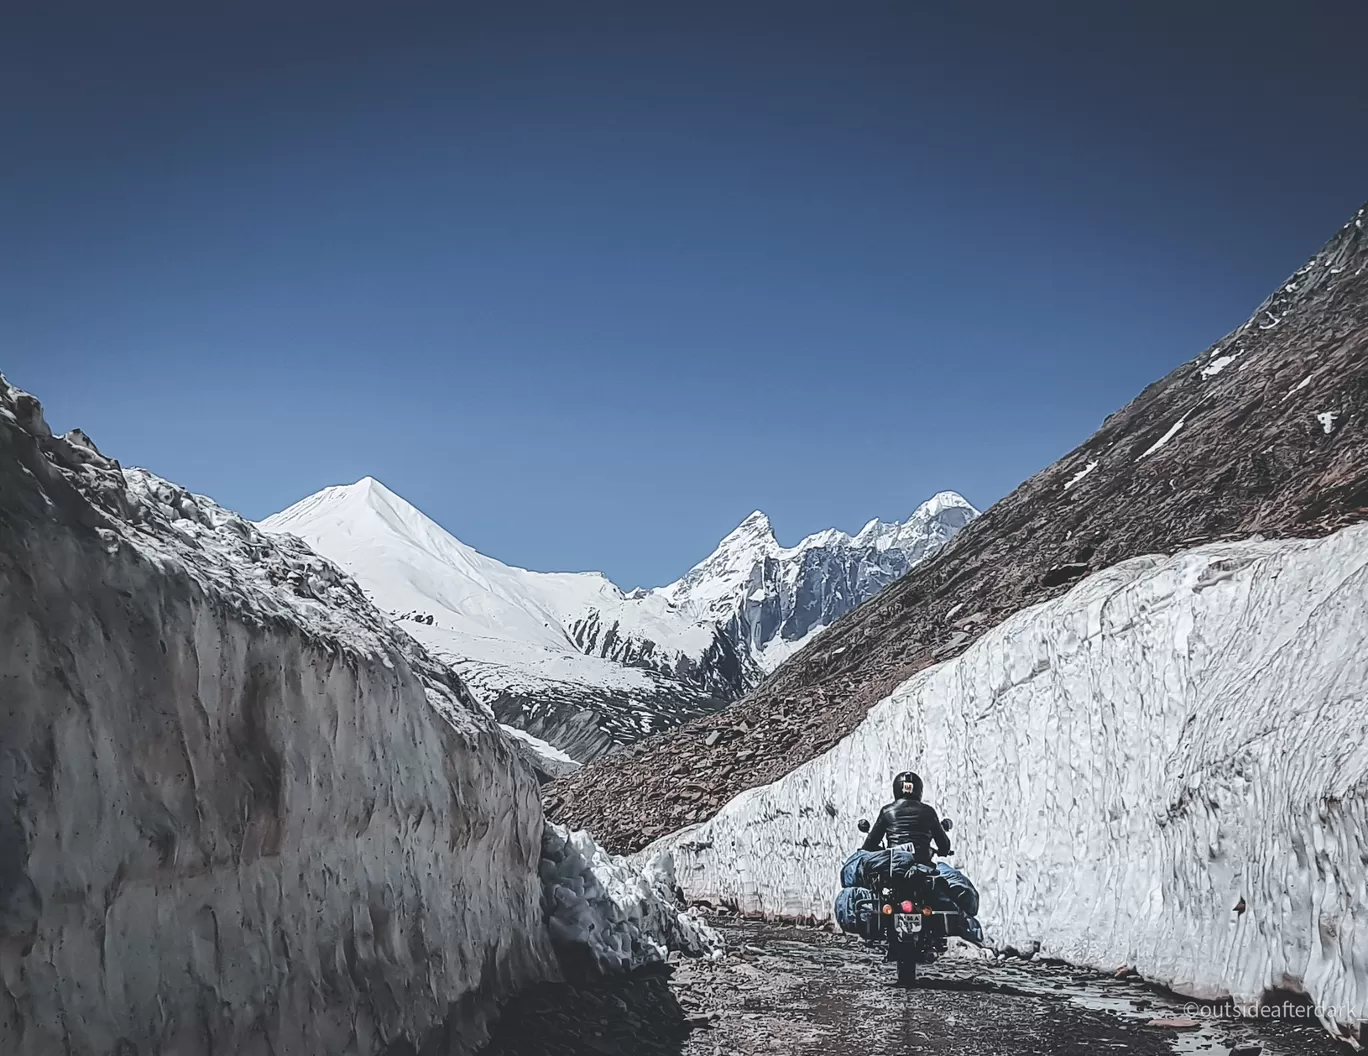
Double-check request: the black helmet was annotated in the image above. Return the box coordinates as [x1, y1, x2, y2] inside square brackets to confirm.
[892, 771, 923, 801]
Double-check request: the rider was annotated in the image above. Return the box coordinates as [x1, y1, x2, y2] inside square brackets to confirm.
[861, 770, 951, 865]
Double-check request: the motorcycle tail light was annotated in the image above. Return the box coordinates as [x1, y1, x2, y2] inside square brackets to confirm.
[900, 900, 914, 913]
[881, 904, 893, 915]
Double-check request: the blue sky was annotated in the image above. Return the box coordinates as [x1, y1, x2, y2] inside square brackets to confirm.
[5, 2, 1367, 588]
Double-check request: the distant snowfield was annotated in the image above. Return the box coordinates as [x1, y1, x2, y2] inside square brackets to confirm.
[261, 478, 713, 693]
[644, 524, 1368, 1044]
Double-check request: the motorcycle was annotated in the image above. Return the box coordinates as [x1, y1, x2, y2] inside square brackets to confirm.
[855, 816, 966, 986]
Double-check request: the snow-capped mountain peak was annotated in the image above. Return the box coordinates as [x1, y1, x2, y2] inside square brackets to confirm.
[713, 510, 778, 552]
[852, 517, 884, 545]
[270, 475, 489, 574]
[733, 509, 774, 532]
[852, 491, 977, 551]
[657, 493, 978, 672]
[261, 482, 747, 762]
[272, 480, 504, 620]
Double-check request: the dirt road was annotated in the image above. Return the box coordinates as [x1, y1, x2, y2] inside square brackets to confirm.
[480, 920, 1348, 1056]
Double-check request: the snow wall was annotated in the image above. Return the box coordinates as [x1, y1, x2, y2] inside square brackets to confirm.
[646, 524, 1368, 1043]
[0, 377, 557, 1056]
[541, 825, 721, 974]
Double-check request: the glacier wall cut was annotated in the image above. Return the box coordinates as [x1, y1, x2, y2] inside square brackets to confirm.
[0, 377, 557, 1056]
[648, 524, 1368, 1042]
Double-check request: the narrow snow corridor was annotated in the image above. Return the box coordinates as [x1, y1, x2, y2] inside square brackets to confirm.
[647, 525, 1368, 1044]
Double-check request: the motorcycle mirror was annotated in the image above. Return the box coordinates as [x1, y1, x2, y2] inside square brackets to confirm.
[857, 819, 871, 833]
[941, 818, 953, 831]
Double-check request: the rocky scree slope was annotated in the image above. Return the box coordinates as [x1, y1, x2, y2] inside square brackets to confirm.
[549, 200, 1368, 855]
[0, 377, 557, 1055]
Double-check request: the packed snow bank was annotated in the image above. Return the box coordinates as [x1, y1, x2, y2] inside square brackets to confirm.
[541, 824, 722, 974]
[0, 377, 556, 1055]
[647, 524, 1368, 1044]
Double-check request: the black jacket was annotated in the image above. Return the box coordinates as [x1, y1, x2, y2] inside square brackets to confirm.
[861, 798, 951, 864]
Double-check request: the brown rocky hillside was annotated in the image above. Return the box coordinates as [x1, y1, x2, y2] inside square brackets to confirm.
[547, 201, 1368, 855]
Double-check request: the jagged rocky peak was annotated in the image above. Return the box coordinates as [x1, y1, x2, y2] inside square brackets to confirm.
[852, 491, 978, 552]
[722, 492, 975, 558]
[728, 509, 777, 539]
[657, 493, 979, 673]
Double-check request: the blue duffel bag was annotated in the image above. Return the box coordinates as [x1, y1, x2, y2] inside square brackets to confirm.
[959, 914, 985, 945]
[935, 862, 980, 917]
[834, 886, 879, 939]
[840, 850, 875, 888]
[839, 848, 919, 888]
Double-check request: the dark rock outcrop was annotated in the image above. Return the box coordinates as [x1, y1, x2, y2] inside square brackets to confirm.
[565, 609, 752, 700]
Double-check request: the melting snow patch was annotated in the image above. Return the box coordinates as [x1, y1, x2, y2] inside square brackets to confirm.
[1282, 375, 1313, 401]
[1136, 417, 1186, 461]
[1199, 354, 1237, 378]
[501, 723, 582, 777]
[1316, 411, 1339, 435]
[1063, 460, 1099, 490]
[755, 623, 826, 673]
[541, 824, 722, 974]
[501, 723, 578, 765]
[945, 602, 965, 621]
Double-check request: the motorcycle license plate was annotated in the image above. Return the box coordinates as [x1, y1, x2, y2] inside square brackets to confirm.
[895, 914, 923, 935]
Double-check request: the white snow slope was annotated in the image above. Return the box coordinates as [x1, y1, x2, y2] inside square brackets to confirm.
[0, 379, 557, 1055]
[261, 479, 739, 760]
[262, 477, 719, 693]
[644, 523, 1368, 1044]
